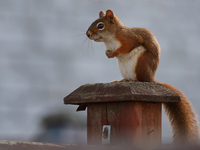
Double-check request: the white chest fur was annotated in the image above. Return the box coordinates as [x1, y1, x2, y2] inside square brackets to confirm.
[104, 37, 121, 51]
[117, 46, 146, 80]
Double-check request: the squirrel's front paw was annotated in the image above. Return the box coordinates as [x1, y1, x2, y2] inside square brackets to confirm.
[106, 50, 114, 58]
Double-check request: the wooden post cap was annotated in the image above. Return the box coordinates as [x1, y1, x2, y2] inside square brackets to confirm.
[64, 82, 181, 105]
[63, 82, 180, 148]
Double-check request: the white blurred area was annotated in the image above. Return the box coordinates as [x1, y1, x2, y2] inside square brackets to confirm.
[0, 0, 200, 145]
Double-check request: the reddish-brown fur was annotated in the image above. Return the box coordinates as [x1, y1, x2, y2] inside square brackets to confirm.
[86, 9, 200, 145]
[156, 82, 199, 145]
[116, 35, 138, 54]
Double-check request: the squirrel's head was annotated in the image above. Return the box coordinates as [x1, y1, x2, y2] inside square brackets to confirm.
[86, 9, 123, 42]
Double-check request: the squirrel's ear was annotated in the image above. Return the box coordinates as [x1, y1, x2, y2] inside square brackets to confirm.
[106, 9, 114, 24]
[106, 9, 114, 19]
[99, 10, 106, 18]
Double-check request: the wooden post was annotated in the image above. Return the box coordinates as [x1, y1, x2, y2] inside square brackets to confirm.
[64, 82, 180, 149]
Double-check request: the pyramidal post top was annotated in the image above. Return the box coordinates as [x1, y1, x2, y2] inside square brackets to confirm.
[64, 82, 181, 106]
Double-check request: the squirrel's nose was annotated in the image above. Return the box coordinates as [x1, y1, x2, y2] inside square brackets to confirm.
[86, 31, 91, 38]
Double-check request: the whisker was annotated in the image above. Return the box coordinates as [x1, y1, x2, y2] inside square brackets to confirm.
[80, 37, 89, 51]
[87, 39, 91, 54]
[68, 27, 96, 55]
[70, 27, 86, 33]
[90, 40, 94, 54]
[68, 33, 86, 39]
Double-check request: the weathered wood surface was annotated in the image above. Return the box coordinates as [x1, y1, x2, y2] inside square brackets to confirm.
[0, 140, 123, 150]
[64, 82, 181, 105]
[63, 82, 180, 148]
[87, 102, 161, 149]
[0, 141, 77, 150]
[1, 140, 200, 150]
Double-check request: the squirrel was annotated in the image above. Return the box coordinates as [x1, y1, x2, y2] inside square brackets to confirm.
[86, 9, 200, 145]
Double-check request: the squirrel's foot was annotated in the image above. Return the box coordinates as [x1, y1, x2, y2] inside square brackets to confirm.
[120, 79, 131, 82]
[111, 79, 132, 82]
[120, 79, 136, 82]
[111, 80, 119, 83]
[106, 50, 115, 58]
[111, 79, 135, 83]
[106, 50, 119, 58]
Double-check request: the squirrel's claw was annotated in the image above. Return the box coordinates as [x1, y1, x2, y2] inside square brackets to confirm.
[105, 50, 115, 58]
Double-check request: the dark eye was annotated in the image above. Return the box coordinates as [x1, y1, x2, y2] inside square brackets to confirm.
[97, 22, 104, 30]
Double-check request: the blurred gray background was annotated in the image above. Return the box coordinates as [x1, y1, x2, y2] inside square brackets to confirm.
[0, 0, 200, 145]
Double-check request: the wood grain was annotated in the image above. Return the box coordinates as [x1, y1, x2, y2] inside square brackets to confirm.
[87, 102, 161, 148]
[64, 82, 181, 105]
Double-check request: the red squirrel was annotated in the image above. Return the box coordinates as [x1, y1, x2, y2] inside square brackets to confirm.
[86, 9, 200, 145]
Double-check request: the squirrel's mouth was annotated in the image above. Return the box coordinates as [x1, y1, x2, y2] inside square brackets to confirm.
[94, 37, 102, 42]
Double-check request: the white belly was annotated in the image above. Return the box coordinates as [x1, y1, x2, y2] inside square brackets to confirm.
[117, 46, 146, 80]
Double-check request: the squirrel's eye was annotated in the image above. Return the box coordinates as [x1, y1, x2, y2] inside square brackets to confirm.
[97, 22, 104, 30]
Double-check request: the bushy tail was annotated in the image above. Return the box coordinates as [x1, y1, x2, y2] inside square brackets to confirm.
[156, 82, 200, 145]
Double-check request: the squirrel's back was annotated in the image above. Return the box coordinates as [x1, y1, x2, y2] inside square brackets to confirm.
[129, 27, 160, 82]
